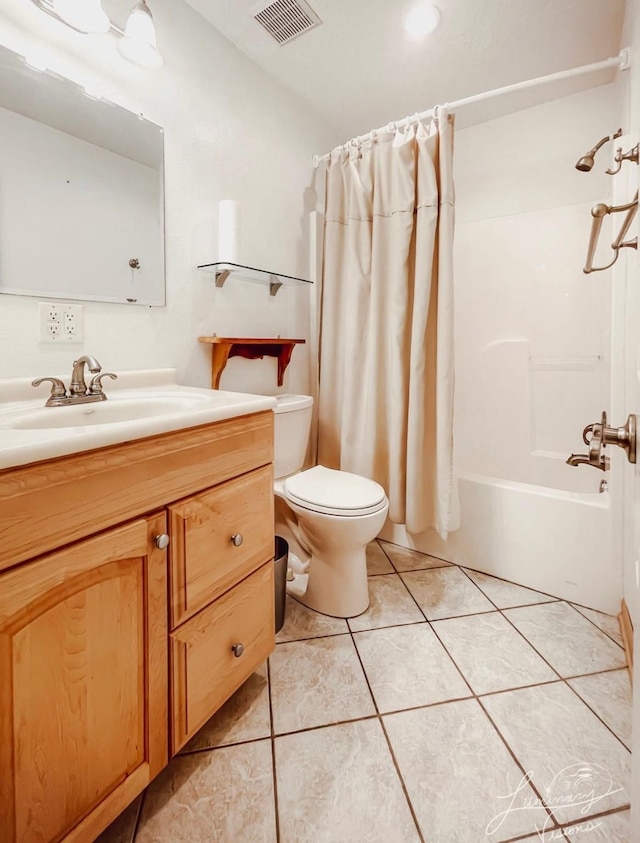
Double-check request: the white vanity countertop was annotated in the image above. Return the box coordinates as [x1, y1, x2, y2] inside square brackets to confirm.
[0, 368, 277, 470]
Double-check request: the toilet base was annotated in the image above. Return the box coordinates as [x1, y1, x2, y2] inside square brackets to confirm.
[293, 544, 370, 618]
[275, 493, 388, 619]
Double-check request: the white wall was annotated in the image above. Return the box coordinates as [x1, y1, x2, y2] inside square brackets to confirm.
[0, 1, 336, 393]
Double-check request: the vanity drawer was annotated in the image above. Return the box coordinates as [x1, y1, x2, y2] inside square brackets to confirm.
[169, 464, 274, 628]
[170, 561, 274, 753]
[0, 410, 273, 573]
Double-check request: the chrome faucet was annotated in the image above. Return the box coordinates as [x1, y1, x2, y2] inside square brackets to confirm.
[32, 355, 118, 407]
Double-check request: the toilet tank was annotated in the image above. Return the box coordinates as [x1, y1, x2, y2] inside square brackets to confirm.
[273, 394, 313, 479]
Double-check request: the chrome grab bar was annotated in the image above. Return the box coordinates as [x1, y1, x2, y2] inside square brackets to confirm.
[583, 190, 638, 274]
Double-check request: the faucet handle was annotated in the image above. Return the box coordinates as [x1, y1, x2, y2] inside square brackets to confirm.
[88, 372, 117, 396]
[32, 376, 67, 399]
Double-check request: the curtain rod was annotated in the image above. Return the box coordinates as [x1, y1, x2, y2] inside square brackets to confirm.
[312, 48, 631, 168]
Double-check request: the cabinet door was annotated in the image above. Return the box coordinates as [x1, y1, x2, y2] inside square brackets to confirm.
[0, 515, 168, 843]
[171, 561, 274, 753]
[169, 464, 274, 627]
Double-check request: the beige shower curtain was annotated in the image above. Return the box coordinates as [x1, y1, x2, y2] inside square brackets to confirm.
[317, 112, 458, 538]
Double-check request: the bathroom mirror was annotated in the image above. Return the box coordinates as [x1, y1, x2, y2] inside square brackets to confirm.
[0, 44, 165, 306]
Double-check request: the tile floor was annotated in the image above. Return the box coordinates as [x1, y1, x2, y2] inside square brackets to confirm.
[98, 539, 632, 843]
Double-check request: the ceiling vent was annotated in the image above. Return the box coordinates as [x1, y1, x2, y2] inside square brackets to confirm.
[252, 0, 322, 45]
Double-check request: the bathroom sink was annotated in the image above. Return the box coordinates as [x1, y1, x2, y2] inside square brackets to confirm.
[5, 394, 214, 430]
[0, 369, 277, 469]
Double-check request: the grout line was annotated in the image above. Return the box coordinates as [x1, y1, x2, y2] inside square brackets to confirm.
[389, 567, 561, 830]
[561, 665, 630, 681]
[483, 597, 632, 756]
[266, 658, 281, 843]
[405, 577, 559, 832]
[460, 564, 561, 603]
[276, 629, 351, 645]
[562, 676, 632, 753]
[377, 537, 451, 568]
[273, 712, 380, 739]
[347, 622, 426, 843]
[567, 602, 625, 651]
[474, 695, 559, 831]
[375, 538, 399, 573]
[178, 733, 273, 756]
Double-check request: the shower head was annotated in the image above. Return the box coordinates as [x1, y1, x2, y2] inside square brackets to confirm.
[575, 151, 598, 172]
[575, 129, 622, 172]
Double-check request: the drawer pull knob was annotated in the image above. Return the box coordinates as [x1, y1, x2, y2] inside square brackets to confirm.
[232, 643, 245, 658]
[231, 534, 244, 547]
[154, 534, 170, 550]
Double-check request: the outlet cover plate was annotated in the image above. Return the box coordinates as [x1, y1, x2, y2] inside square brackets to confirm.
[39, 302, 84, 343]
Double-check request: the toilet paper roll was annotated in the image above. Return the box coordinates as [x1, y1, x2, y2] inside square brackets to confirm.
[218, 199, 240, 264]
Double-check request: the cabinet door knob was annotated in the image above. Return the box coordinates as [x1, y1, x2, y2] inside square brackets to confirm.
[154, 534, 170, 550]
[232, 643, 245, 658]
[231, 534, 244, 547]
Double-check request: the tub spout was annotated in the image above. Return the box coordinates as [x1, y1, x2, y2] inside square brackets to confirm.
[566, 452, 609, 471]
[566, 453, 590, 467]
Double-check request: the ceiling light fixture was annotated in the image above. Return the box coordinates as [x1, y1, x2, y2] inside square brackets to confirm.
[403, 3, 441, 40]
[118, 1, 163, 69]
[29, 0, 163, 70]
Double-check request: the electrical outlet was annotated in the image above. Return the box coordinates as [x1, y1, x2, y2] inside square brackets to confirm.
[39, 302, 84, 343]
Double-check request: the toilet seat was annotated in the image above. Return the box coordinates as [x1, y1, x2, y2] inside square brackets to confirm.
[284, 465, 387, 517]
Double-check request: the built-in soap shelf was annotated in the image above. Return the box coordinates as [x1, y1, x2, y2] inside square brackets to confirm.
[197, 262, 312, 297]
[198, 336, 306, 389]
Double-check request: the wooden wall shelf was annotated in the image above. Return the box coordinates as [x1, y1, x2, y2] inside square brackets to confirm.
[198, 337, 306, 389]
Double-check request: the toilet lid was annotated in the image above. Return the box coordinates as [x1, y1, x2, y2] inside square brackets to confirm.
[284, 465, 387, 516]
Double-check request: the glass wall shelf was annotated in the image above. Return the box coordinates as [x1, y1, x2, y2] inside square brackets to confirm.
[197, 261, 312, 297]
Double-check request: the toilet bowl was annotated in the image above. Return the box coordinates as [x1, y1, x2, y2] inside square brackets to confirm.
[273, 395, 389, 618]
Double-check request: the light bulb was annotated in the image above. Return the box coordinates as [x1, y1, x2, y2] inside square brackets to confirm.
[118, 1, 163, 69]
[403, 3, 441, 40]
[52, 0, 110, 34]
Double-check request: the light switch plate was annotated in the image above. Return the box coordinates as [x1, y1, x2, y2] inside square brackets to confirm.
[39, 302, 84, 343]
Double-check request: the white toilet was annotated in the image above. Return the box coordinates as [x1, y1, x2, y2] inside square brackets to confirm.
[273, 394, 389, 618]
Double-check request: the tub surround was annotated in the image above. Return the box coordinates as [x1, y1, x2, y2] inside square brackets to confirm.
[0, 381, 276, 842]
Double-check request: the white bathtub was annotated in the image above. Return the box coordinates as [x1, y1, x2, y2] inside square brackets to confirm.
[380, 472, 620, 614]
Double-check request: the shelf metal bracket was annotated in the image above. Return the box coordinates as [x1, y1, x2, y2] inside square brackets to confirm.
[215, 269, 231, 288]
[269, 280, 283, 297]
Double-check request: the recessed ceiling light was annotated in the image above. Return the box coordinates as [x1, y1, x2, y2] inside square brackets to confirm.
[403, 3, 441, 39]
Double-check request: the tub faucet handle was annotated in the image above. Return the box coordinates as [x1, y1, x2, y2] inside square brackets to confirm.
[568, 410, 637, 470]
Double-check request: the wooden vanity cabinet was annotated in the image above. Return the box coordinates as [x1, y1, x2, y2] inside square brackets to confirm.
[0, 410, 276, 843]
[0, 514, 169, 843]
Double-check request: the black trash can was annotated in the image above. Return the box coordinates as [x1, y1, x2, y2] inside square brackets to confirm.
[274, 536, 289, 633]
